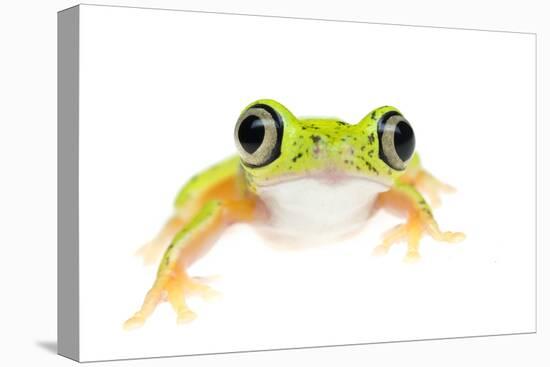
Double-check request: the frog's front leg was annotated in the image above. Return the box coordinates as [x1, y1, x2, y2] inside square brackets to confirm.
[124, 198, 256, 329]
[372, 182, 464, 262]
[399, 170, 455, 208]
[136, 156, 242, 265]
[135, 216, 186, 265]
[398, 153, 455, 207]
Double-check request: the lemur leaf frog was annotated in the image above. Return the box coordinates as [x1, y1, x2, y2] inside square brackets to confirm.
[124, 99, 464, 329]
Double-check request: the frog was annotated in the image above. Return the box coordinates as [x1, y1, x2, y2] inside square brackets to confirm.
[123, 99, 465, 329]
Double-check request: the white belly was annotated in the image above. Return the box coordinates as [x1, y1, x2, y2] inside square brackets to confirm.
[255, 177, 389, 243]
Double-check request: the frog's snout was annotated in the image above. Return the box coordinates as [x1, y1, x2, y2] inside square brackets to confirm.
[315, 169, 349, 185]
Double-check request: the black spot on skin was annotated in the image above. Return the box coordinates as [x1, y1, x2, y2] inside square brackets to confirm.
[356, 165, 361, 170]
[368, 150, 374, 158]
[353, 137, 357, 141]
[336, 121, 347, 126]
[344, 159, 349, 164]
[310, 135, 321, 143]
[293, 141, 297, 146]
[368, 133, 375, 145]
[301, 126, 306, 130]
[363, 160, 379, 175]
[360, 146, 366, 151]
[292, 153, 303, 163]
[371, 111, 377, 120]
[340, 138, 346, 142]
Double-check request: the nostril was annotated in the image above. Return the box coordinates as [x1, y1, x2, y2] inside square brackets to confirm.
[312, 145, 322, 157]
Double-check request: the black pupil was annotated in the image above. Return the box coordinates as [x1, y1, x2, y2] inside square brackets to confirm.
[394, 121, 415, 162]
[238, 115, 265, 154]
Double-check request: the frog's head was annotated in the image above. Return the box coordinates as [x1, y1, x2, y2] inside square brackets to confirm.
[234, 99, 415, 192]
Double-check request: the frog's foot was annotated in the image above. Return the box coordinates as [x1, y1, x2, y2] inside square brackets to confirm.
[373, 212, 465, 262]
[372, 224, 407, 256]
[123, 269, 209, 329]
[135, 216, 185, 265]
[411, 171, 455, 208]
[183, 275, 222, 301]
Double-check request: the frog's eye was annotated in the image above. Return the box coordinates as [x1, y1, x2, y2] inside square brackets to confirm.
[234, 104, 284, 167]
[377, 111, 415, 171]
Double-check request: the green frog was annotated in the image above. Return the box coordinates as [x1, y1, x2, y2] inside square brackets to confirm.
[124, 99, 464, 329]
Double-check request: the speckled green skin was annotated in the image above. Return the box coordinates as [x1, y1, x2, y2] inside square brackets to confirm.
[239, 99, 414, 192]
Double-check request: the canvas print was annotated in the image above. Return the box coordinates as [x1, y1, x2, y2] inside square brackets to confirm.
[58, 4, 536, 362]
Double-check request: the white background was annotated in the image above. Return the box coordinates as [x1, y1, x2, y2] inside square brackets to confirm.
[77, 4, 536, 361]
[0, 0, 548, 366]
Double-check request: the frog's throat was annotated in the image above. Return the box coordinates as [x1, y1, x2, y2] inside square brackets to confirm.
[254, 175, 390, 242]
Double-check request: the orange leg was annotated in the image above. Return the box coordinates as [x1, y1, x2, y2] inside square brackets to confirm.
[135, 216, 186, 265]
[399, 169, 455, 208]
[124, 198, 256, 329]
[372, 182, 464, 262]
[136, 161, 247, 265]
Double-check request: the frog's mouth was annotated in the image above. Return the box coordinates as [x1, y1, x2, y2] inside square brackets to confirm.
[316, 170, 392, 186]
[253, 169, 393, 189]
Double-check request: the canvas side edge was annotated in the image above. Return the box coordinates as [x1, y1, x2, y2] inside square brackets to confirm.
[58, 5, 80, 362]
